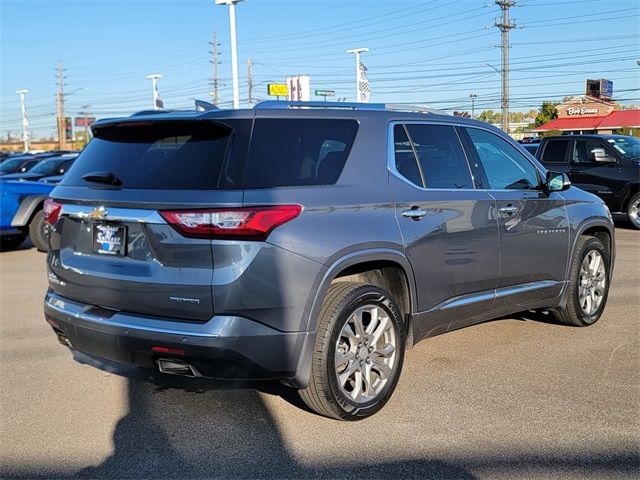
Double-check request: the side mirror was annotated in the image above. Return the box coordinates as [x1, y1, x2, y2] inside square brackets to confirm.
[591, 147, 615, 163]
[546, 171, 571, 192]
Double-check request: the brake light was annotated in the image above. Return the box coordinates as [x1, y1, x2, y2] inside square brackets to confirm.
[44, 198, 62, 225]
[159, 205, 302, 240]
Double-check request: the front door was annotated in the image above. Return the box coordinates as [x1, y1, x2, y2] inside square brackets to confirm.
[462, 127, 570, 312]
[389, 123, 499, 337]
[569, 138, 621, 211]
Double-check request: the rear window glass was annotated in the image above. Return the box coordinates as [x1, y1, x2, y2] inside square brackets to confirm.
[542, 140, 569, 163]
[243, 119, 358, 188]
[62, 120, 245, 190]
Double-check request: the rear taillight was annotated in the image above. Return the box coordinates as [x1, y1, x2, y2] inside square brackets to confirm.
[43, 198, 62, 225]
[159, 205, 302, 241]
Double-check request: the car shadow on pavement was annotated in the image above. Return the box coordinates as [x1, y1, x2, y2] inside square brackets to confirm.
[71, 355, 476, 479]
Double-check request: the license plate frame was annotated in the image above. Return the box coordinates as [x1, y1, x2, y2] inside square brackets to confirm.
[92, 223, 127, 256]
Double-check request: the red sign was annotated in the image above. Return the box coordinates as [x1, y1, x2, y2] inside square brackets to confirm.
[75, 117, 96, 127]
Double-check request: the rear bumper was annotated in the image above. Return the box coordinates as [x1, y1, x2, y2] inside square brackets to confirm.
[44, 290, 311, 382]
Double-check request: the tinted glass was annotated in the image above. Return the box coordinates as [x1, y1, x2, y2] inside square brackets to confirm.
[542, 140, 570, 163]
[30, 159, 67, 175]
[466, 128, 540, 190]
[393, 124, 422, 187]
[243, 119, 358, 188]
[573, 140, 605, 163]
[606, 136, 640, 159]
[0, 158, 26, 173]
[62, 120, 241, 190]
[405, 124, 472, 189]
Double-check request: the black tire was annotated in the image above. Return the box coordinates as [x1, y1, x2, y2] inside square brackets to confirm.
[626, 192, 640, 230]
[552, 236, 610, 327]
[0, 233, 27, 252]
[29, 210, 49, 252]
[299, 282, 406, 420]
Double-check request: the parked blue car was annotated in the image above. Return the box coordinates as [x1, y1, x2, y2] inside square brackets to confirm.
[0, 180, 55, 251]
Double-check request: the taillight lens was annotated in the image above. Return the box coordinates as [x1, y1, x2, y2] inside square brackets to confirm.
[43, 198, 62, 225]
[159, 205, 302, 240]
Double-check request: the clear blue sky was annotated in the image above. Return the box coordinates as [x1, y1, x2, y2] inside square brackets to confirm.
[1, 0, 639, 137]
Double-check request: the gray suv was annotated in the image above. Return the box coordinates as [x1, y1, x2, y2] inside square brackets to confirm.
[43, 101, 615, 420]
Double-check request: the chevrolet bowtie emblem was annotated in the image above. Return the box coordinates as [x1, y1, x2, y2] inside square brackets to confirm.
[88, 206, 108, 219]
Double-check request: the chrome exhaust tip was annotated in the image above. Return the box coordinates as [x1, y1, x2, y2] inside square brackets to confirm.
[157, 358, 198, 378]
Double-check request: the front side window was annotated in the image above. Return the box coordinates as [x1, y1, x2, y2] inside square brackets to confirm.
[394, 124, 472, 189]
[466, 128, 540, 190]
[542, 140, 569, 163]
[573, 140, 605, 163]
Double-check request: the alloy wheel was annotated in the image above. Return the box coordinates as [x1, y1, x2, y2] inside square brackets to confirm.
[578, 250, 606, 316]
[334, 304, 398, 404]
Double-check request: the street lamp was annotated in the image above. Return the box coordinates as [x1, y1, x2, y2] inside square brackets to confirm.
[146, 74, 163, 110]
[16, 90, 29, 152]
[347, 47, 369, 102]
[469, 93, 478, 119]
[215, 0, 244, 109]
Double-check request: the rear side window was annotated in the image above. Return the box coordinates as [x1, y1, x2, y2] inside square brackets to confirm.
[242, 119, 358, 188]
[62, 120, 247, 190]
[542, 140, 569, 163]
[393, 124, 423, 187]
[404, 124, 473, 189]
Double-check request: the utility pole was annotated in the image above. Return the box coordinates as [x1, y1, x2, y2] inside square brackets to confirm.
[347, 47, 369, 102]
[469, 93, 478, 119]
[56, 61, 66, 150]
[247, 57, 253, 108]
[495, 0, 516, 134]
[16, 89, 30, 152]
[209, 32, 220, 105]
[215, 0, 245, 109]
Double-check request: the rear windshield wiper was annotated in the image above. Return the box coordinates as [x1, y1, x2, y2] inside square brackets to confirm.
[81, 171, 123, 186]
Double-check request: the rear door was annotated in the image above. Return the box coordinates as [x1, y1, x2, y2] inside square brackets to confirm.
[389, 122, 499, 336]
[462, 127, 569, 311]
[538, 138, 571, 175]
[48, 118, 251, 321]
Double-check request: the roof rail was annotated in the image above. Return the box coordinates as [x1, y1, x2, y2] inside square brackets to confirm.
[254, 100, 385, 110]
[130, 109, 172, 117]
[254, 100, 446, 115]
[384, 103, 447, 115]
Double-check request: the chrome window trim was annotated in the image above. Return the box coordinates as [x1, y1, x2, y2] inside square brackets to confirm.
[387, 120, 477, 192]
[61, 204, 166, 224]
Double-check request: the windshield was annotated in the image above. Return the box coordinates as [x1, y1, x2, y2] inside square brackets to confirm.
[0, 158, 27, 173]
[29, 159, 64, 175]
[606, 137, 640, 159]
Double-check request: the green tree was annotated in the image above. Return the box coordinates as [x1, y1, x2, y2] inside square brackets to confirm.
[477, 110, 501, 124]
[615, 127, 640, 138]
[541, 129, 562, 137]
[533, 101, 559, 127]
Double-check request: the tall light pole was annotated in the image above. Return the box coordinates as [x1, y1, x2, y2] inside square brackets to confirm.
[469, 93, 478, 119]
[16, 89, 30, 152]
[347, 48, 369, 102]
[146, 74, 163, 110]
[215, 0, 244, 109]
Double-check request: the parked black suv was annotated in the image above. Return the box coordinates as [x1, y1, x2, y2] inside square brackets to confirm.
[536, 134, 640, 228]
[44, 101, 615, 420]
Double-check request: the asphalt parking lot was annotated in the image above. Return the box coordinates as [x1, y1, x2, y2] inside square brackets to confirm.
[1, 222, 638, 479]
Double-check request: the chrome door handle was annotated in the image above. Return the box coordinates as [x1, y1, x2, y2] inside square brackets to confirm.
[499, 205, 519, 215]
[402, 208, 427, 220]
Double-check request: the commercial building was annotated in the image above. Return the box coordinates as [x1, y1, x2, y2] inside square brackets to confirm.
[535, 79, 640, 134]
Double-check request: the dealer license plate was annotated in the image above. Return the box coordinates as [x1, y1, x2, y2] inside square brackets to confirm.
[93, 224, 127, 256]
